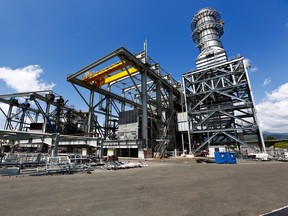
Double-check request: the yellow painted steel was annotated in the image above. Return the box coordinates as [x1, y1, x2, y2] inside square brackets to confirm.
[82, 61, 128, 84]
[82, 59, 139, 87]
[91, 67, 138, 87]
[104, 67, 138, 84]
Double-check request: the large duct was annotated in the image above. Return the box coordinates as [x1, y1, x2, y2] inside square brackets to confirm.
[191, 8, 227, 69]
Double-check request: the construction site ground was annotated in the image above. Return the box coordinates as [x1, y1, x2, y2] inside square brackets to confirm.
[1, 158, 287, 216]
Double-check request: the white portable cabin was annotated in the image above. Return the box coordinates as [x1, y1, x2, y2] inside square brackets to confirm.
[208, 146, 227, 158]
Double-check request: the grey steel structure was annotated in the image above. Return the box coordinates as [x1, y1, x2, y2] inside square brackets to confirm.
[67, 47, 182, 158]
[0, 47, 182, 159]
[0, 91, 99, 156]
[183, 8, 266, 154]
[0, 8, 265, 159]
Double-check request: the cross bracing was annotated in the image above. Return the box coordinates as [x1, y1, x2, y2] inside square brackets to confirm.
[183, 57, 266, 153]
[67, 47, 182, 154]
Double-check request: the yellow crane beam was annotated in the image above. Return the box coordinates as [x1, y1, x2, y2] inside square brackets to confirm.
[82, 62, 139, 87]
[104, 67, 138, 85]
[82, 61, 129, 84]
[91, 67, 138, 87]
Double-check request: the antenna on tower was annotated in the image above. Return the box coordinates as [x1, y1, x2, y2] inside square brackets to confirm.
[144, 39, 148, 64]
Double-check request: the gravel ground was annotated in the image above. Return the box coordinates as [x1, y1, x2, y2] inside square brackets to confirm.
[0, 158, 288, 216]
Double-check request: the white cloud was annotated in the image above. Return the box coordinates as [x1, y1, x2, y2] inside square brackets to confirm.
[0, 65, 55, 92]
[0, 65, 55, 129]
[250, 67, 258, 73]
[256, 83, 288, 133]
[0, 103, 9, 129]
[262, 78, 271, 86]
[243, 58, 251, 68]
[243, 58, 258, 73]
[266, 83, 288, 101]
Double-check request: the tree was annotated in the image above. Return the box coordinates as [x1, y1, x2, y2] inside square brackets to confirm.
[265, 136, 275, 140]
[274, 142, 288, 149]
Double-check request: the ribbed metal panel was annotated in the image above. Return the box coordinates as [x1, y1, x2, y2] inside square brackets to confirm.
[118, 109, 139, 125]
[191, 8, 228, 69]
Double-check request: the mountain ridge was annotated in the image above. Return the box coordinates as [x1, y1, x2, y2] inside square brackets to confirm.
[263, 131, 288, 139]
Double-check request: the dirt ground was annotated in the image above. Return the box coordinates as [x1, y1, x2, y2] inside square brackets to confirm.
[0, 158, 288, 216]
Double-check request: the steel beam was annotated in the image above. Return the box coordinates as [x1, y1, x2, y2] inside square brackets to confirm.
[68, 77, 141, 108]
[0, 90, 54, 99]
[118, 48, 181, 97]
[67, 47, 124, 80]
[141, 69, 148, 148]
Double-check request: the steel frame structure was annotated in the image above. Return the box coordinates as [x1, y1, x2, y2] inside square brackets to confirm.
[0, 90, 97, 155]
[183, 57, 266, 153]
[0, 91, 83, 134]
[67, 47, 182, 156]
[183, 8, 266, 154]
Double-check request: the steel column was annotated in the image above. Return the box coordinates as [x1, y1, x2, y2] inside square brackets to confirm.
[87, 90, 94, 136]
[42, 103, 50, 133]
[243, 62, 266, 152]
[4, 105, 13, 130]
[168, 89, 176, 149]
[183, 77, 192, 154]
[156, 81, 162, 135]
[141, 69, 148, 148]
[104, 85, 111, 139]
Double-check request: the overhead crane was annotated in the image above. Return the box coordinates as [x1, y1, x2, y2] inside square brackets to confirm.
[67, 47, 183, 158]
[82, 61, 139, 87]
[68, 47, 181, 97]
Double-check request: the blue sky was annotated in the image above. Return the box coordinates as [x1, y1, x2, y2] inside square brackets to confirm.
[0, 0, 288, 132]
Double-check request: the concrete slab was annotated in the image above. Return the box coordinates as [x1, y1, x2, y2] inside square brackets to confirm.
[0, 159, 287, 216]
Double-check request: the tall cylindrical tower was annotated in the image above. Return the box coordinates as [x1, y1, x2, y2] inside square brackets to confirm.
[191, 8, 224, 52]
[191, 8, 227, 69]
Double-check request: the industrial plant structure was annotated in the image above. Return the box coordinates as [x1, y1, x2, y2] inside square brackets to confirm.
[182, 8, 266, 154]
[0, 8, 265, 159]
[66, 46, 182, 158]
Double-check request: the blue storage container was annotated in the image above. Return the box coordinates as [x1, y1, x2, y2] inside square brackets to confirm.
[225, 152, 237, 164]
[214, 152, 226, 164]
